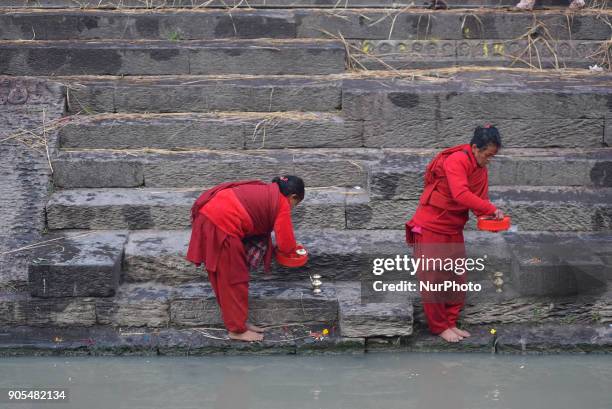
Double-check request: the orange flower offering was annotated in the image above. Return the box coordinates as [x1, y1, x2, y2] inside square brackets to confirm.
[477, 216, 511, 232]
[275, 244, 308, 268]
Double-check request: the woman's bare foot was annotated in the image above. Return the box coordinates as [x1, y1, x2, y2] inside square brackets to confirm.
[438, 328, 463, 343]
[451, 327, 471, 338]
[569, 0, 586, 9]
[246, 323, 265, 333]
[228, 330, 264, 342]
[515, 0, 535, 10]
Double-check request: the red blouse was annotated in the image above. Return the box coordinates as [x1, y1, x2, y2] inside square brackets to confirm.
[200, 188, 297, 254]
[411, 147, 496, 235]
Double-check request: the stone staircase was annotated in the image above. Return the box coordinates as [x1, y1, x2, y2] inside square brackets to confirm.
[1, 0, 611, 353]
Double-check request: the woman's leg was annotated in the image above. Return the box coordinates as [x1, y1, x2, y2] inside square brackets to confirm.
[415, 228, 462, 342]
[442, 237, 469, 336]
[214, 246, 262, 341]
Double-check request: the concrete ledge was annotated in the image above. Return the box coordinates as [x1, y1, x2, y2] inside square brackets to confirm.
[0, 39, 346, 76]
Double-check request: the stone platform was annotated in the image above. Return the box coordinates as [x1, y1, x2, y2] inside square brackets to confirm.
[1, 323, 611, 356]
[3, 0, 611, 8]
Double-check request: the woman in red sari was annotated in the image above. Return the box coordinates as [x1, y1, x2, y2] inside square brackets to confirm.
[186, 176, 304, 342]
[406, 126, 505, 343]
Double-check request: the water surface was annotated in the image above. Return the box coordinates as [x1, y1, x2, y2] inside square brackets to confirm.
[1, 353, 611, 409]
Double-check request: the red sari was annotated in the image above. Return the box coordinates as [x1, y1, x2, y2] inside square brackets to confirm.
[186, 180, 297, 333]
[406, 144, 497, 334]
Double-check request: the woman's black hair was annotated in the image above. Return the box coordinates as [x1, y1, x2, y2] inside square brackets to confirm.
[471, 125, 502, 150]
[272, 175, 305, 201]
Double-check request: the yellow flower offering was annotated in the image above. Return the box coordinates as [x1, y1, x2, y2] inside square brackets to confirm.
[322, 329, 329, 336]
[490, 328, 497, 335]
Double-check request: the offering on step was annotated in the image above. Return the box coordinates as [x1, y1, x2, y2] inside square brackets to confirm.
[276, 244, 309, 268]
[477, 215, 512, 232]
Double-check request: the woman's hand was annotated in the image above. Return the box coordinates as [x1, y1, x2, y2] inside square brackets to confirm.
[494, 209, 505, 220]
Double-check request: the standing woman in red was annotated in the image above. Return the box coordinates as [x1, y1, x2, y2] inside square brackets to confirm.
[406, 126, 505, 343]
[186, 176, 304, 342]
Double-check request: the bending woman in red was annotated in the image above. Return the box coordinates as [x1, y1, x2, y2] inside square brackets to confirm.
[186, 176, 304, 342]
[406, 126, 505, 343]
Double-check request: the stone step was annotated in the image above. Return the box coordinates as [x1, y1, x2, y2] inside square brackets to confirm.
[3, 0, 609, 8]
[2, 9, 609, 41]
[122, 228, 510, 283]
[51, 148, 375, 189]
[0, 324, 364, 355]
[505, 232, 611, 297]
[353, 39, 607, 70]
[405, 322, 612, 353]
[27, 231, 127, 298]
[347, 186, 612, 231]
[51, 147, 612, 189]
[57, 113, 612, 151]
[46, 187, 366, 230]
[64, 75, 342, 114]
[2, 322, 612, 355]
[62, 69, 612, 147]
[444, 287, 612, 327]
[0, 39, 346, 76]
[371, 148, 612, 201]
[299, 9, 611, 41]
[58, 112, 362, 150]
[343, 70, 611, 148]
[337, 282, 413, 338]
[1, 280, 339, 328]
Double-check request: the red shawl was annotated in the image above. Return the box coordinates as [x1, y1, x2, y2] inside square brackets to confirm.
[233, 182, 280, 272]
[419, 144, 473, 207]
[190, 180, 266, 222]
[187, 180, 280, 275]
[407, 144, 493, 240]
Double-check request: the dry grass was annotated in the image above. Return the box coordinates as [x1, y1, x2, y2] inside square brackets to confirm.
[587, 39, 612, 68]
[0, 111, 79, 173]
[0, 232, 95, 257]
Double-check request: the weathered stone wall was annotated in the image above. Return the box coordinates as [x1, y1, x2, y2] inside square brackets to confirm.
[0, 78, 64, 292]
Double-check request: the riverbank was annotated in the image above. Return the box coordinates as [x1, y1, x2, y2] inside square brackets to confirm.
[2, 323, 611, 357]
